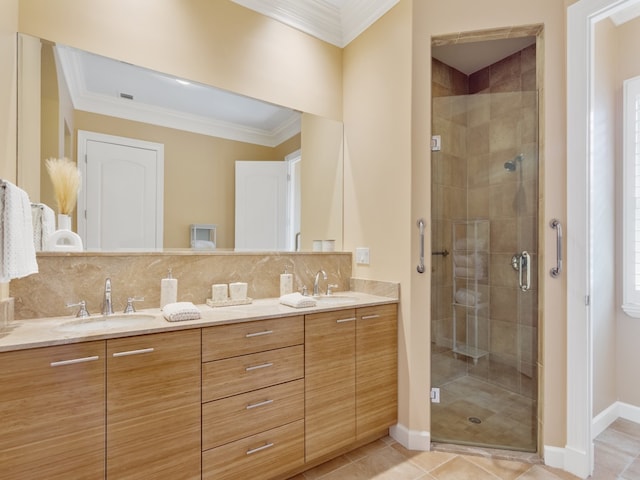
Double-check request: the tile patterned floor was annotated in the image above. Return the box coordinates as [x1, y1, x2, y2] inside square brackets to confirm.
[430, 375, 537, 452]
[288, 418, 640, 479]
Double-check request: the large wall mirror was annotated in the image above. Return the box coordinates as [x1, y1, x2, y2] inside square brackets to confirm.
[16, 33, 344, 253]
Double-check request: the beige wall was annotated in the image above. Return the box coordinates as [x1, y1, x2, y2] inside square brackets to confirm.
[616, 16, 640, 407]
[18, 0, 342, 121]
[592, 19, 619, 417]
[0, 0, 18, 182]
[343, 0, 416, 434]
[343, 0, 568, 449]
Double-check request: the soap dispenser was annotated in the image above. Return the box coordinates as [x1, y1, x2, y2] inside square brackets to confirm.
[280, 268, 293, 296]
[160, 268, 178, 310]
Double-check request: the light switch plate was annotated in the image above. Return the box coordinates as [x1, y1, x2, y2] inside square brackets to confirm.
[355, 247, 370, 265]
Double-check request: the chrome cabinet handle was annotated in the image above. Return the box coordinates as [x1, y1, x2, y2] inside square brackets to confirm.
[246, 399, 274, 410]
[417, 218, 426, 273]
[361, 314, 380, 320]
[550, 219, 562, 278]
[246, 442, 274, 455]
[112, 347, 154, 357]
[50, 356, 99, 367]
[336, 317, 356, 323]
[245, 330, 273, 338]
[245, 362, 273, 371]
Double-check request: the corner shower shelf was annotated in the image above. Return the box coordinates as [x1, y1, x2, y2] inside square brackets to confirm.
[451, 219, 490, 365]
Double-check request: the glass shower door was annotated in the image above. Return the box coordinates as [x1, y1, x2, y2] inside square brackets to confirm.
[430, 90, 538, 452]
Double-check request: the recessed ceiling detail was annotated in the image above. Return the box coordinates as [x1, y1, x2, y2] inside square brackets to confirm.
[55, 45, 301, 147]
[231, 0, 399, 47]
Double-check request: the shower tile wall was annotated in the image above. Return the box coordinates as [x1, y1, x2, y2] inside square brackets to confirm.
[431, 44, 538, 400]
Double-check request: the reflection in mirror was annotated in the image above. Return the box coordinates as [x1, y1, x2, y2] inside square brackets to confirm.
[17, 33, 344, 252]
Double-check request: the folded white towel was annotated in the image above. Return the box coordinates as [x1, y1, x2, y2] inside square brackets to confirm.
[454, 238, 487, 251]
[279, 292, 317, 308]
[453, 253, 485, 268]
[163, 301, 201, 322]
[0, 181, 38, 282]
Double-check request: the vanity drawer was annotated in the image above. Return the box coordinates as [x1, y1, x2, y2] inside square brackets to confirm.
[202, 316, 304, 362]
[202, 345, 303, 402]
[202, 419, 304, 480]
[203, 379, 304, 450]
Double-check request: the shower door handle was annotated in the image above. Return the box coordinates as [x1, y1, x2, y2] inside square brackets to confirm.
[550, 219, 562, 278]
[417, 219, 425, 273]
[511, 251, 531, 292]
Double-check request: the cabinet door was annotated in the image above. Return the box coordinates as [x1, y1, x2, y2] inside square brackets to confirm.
[0, 342, 105, 479]
[305, 309, 356, 462]
[356, 304, 398, 440]
[107, 329, 201, 480]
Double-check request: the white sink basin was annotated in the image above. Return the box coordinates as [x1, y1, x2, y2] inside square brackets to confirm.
[55, 313, 156, 333]
[314, 295, 358, 306]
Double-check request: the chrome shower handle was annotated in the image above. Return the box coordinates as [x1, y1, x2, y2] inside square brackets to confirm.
[520, 251, 531, 291]
[417, 219, 425, 274]
[511, 251, 531, 292]
[550, 219, 562, 278]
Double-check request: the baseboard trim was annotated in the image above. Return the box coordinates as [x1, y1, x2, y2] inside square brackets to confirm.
[543, 445, 566, 470]
[389, 423, 430, 451]
[592, 401, 640, 439]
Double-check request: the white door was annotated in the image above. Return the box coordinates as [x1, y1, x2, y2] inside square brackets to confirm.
[78, 131, 164, 250]
[235, 161, 288, 250]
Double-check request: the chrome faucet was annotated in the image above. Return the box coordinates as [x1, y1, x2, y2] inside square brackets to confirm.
[102, 278, 114, 316]
[313, 269, 327, 296]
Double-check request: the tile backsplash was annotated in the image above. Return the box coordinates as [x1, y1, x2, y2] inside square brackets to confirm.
[10, 251, 352, 320]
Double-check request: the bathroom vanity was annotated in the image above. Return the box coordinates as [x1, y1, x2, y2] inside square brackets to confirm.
[0, 293, 397, 480]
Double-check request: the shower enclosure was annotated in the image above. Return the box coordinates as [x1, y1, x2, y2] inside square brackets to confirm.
[430, 47, 539, 452]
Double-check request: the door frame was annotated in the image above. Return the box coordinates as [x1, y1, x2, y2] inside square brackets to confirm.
[77, 130, 164, 249]
[566, 0, 640, 477]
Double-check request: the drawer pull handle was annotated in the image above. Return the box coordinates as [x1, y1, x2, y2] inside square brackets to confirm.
[112, 347, 155, 357]
[361, 314, 380, 320]
[246, 362, 273, 371]
[336, 317, 356, 323]
[245, 330, 273, 338]
[246, 442, 274, 455]
[50, 356, 99, 367]
[246, 399, 274, 410]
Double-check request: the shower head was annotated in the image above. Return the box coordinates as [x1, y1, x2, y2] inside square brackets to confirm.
[504, 153, 524, 172]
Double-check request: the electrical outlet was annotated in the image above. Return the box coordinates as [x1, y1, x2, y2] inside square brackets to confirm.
[355, 247, 370, 265]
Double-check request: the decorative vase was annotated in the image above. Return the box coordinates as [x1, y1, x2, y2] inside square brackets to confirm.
[46, 214, 83, 252]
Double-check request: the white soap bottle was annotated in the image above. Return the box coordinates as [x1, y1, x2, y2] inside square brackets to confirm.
[280, 268, 293, 296]
[160, 268, 178, 310]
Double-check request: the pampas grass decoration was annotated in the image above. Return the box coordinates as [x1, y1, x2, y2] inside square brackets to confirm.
[45, 157, 81, 215]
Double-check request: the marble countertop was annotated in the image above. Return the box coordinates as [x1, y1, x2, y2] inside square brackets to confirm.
[0, 292, 398, 352]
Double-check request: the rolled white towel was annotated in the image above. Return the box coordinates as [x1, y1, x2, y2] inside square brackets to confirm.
[280, 292, 317, 308]
[163, 301, 201, 322]
[455, 288, 483, 306]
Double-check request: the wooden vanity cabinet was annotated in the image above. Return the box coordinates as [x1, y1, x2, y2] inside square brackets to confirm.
[305, 308, 357, 461]
[106, 329, 201, 480]
[356, 303, 398, 440]
[305, 304, 398, 462]
[0, 341, 106, 479]
[201, 316, 305, 480]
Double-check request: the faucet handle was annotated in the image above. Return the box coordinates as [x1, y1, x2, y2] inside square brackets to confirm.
[124, 297, 145, 314]
[326, 284, 339, 296]
[66, 300, 90, 318]
[301, 285, 308, 296]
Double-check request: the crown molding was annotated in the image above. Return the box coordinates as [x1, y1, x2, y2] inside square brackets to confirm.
[231, 0, 399, 47]
[609, 1, 640, 25]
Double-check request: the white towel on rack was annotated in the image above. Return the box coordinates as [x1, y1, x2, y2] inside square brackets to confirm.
[0, 181, 38, 281]
[455, 288, 483, 306]
[31, 203, 55, 251]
